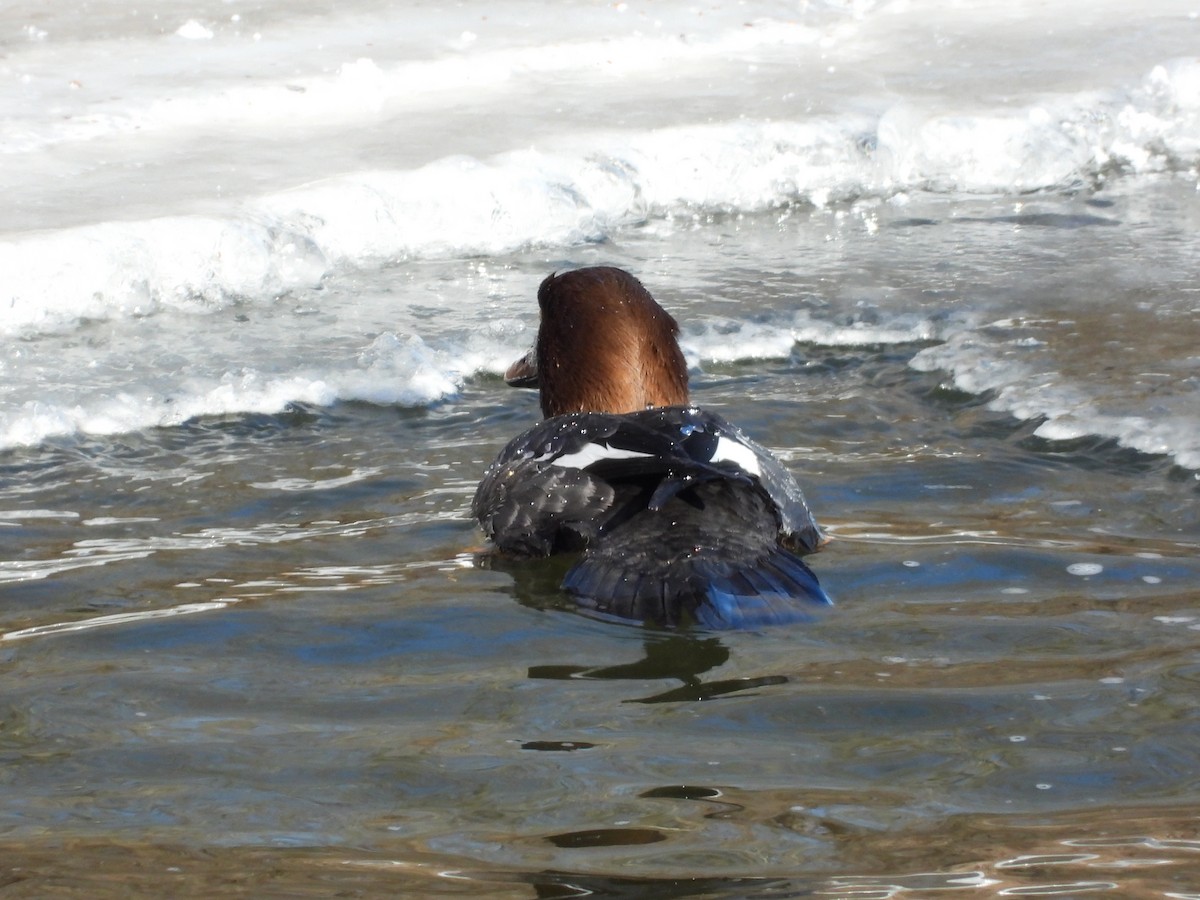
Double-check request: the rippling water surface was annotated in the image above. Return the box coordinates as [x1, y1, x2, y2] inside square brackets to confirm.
[6, 206, 1200, 896]
[4, 0, 1200, 895]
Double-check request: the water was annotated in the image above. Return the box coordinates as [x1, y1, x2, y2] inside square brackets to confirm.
[3, 0, 1200, 895]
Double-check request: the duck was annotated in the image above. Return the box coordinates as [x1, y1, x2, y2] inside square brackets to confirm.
[472, 265, 830, 629]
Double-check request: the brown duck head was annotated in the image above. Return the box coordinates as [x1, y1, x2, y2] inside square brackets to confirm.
[505, 266, 690, 418]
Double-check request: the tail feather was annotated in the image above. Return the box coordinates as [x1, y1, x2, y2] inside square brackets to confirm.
[561, 479, 830, 629]
[695, 548, 831, 629]
[584, 559, 630, 611]
[563, 543, 831, 630]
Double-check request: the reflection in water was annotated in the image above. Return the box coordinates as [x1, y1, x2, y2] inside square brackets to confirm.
[2, 599, 241, 641]
[527, 633, 728, 681]
[2, 793, 1200, 896]
[640, 785, 724, 802]
[8, 818, 1188, 897]
[501, 555, 795, 702]
[544, 827, 667, 849]
[520, 740, 597, 752]
[639, 784, 746, 821]
[528, 633, 786, 704]
[521, 871, 795, 899]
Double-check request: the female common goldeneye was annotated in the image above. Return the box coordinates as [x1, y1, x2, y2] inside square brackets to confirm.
[472, 266, 829, 629]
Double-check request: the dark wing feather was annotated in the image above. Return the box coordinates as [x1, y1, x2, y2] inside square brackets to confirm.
[473, 406, 827, 628]
[472, 453, 613, 557]
[472, 411, 685, 558]
[475, 407, 823, 556]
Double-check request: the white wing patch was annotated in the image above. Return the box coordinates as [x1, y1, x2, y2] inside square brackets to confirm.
[710, 436, 762, 476]
[550, 443, 654, 470]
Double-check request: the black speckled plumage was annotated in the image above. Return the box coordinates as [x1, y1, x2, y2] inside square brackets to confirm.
[472, 405, 829, 628]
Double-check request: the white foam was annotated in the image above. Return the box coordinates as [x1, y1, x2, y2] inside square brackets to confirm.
[1033, 413, 1200, 469]
[0, 330, 518, 450]
[6, 49, 1200, 339]
[175, 20, 215, 41]
[911, 329, 1200, 470]
[6, 68, 1200, 338]
[681, 310, 952, 365]
[0, 216, 328, 335]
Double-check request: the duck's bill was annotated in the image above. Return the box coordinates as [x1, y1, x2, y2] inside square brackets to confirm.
[504, 348, 539, 388]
